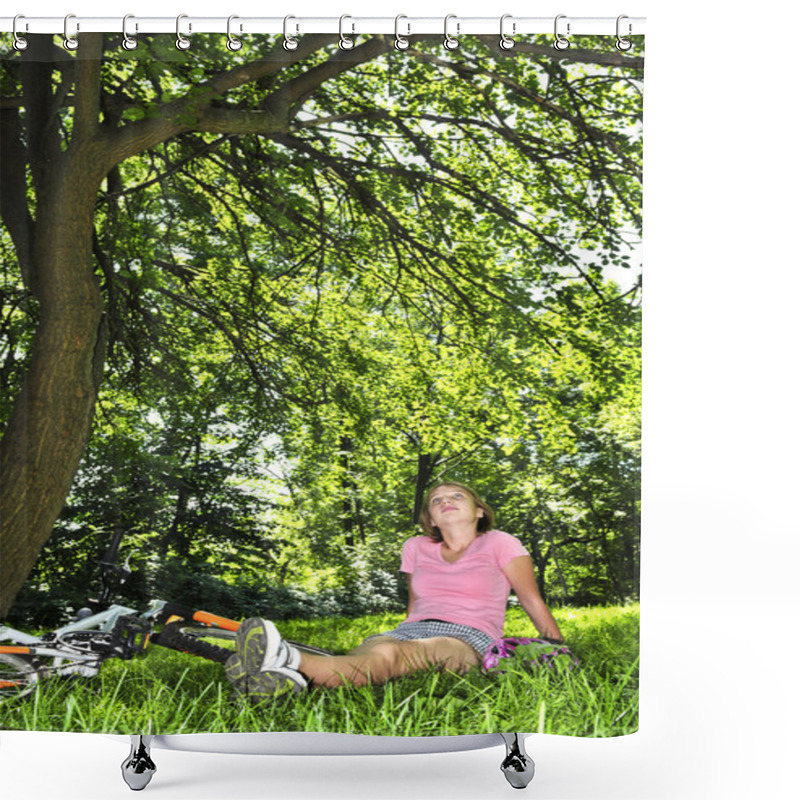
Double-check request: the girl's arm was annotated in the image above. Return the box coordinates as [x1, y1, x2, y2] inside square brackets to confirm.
[405, 573, 416, 618]
[502, 556, 564, 642]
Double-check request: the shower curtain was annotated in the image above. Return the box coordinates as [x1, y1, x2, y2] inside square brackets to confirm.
[0, 24, 643, 739]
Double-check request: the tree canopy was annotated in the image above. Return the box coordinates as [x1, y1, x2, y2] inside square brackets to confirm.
[0, 33, 643, 621]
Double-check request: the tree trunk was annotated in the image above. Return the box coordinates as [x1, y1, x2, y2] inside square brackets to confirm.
[0, 149, 107, 618]
[412, 452, 439, 525]
[524, 531, 551, 604]
[339, 436, 366, 547]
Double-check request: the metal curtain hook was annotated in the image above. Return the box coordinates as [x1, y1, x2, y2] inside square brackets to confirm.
[444, 14, 459, 50]
[121, 15, 138, 51]
[227, 15, 243, 51]
[499, 14, 515, 50]
[394, 14, 410, 51]
[553, 14, 570, 51]
[283, 15, 299, 51]
[12, 14, 29, 51]
[176, 14, 191, 50]
[339, 14, 355, 50]
[616, 14, 633, 51]
[63, 13, 79, 50]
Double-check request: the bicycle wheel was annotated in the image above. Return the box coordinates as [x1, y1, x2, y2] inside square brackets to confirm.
[0, 653, 42, 699]
[156, 622, 235, 663]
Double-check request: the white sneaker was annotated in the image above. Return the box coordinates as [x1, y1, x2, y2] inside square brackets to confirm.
[226, 618, 306, 694]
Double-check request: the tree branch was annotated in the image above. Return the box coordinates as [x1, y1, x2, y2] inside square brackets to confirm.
[0, 108, 35, 291]
[71, 33, 104, 144]
[98, 35, 388, 171]
[22, 38, 65, 193]
[407, 49, 641, 176]
[193, 107, 287, 136]
[269, 36, 391, 119]
[274, 132, 561, 352]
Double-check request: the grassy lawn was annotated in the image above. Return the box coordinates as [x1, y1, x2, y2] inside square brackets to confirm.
[0, 605, 638, 738]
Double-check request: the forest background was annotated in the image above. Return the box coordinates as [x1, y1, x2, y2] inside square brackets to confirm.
[0, 30, 642, 629]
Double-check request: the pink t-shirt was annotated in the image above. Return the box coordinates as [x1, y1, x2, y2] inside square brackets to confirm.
[400, 530, 529, 640]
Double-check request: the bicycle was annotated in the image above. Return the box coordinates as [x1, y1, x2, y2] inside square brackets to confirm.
[0, 531, 331, 700]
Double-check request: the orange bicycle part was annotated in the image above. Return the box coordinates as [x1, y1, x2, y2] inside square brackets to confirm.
[163, 610, 240, 631]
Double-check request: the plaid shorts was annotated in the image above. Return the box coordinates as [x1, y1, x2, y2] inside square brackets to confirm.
[374, 619, 494, 657]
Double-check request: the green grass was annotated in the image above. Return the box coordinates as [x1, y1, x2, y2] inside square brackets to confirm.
[0, 605, 638, 738]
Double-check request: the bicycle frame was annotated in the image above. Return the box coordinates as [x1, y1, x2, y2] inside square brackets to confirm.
[1, 602, 152, 680]
[0, 599, 241, 688]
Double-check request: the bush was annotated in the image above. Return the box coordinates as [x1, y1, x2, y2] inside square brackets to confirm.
[148, 562, 403, 623]
[4, 586, 77, 630]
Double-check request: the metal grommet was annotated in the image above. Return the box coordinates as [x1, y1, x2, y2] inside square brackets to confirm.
[443, 14, 459, 51]
[339, 14, 355, 50]
[616, 15, 633, 52]
[499, 13, 515, 50]
[12, 14, 29, 51]
[176, 14, 191, 51]
[121, 14, 138, 51]
[394, 14, 410, 51]
[227, 15, 243, 51]
[63, 13, 79, 51]
[283, 15, 299, 51]
[553, 14, 570, 51]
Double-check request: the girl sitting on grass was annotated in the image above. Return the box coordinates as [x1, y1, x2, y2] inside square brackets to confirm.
[225, 482, 564, 698]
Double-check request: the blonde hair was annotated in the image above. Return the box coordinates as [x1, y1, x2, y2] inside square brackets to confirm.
[418, 482, 495, 542]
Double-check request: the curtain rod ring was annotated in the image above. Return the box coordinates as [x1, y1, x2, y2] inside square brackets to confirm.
[283, 15, 299, 51]
[227, 15, 243, 51]
[394, 14, 410, 51]
[121, 15, 138, 51]
[616, 15, 633, 51]
[63, 13, 79, 50]
[12, 14, 29, 51]
[176, 14, 191, 51]
[444, 14, 459, 50]
[499, 14, 515, 50]
[339, 14, 355, 50]
[553, 14, 570, 51]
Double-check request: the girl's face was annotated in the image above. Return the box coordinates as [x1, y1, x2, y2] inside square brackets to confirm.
[427, 485, 485, 530]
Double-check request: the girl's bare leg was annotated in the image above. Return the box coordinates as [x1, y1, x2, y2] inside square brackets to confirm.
[298, 636, 480, 689]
